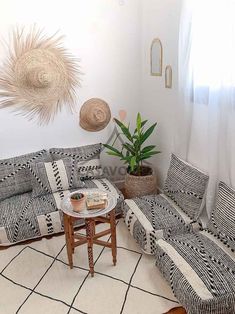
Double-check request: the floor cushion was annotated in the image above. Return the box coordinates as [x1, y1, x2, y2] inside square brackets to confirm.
[155, 231, 235, 314]
[122, 194, 201, 254]
[0, 192, 59, 245]
[0, 178, 123, 245]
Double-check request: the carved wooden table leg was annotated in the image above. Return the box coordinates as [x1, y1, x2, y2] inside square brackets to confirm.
[63, 213, 73, 269]
[110, 208, 117, 266]
[68, 216, 75, 254]
[62, 191, 118, 274]
[85, 218, 95, 277]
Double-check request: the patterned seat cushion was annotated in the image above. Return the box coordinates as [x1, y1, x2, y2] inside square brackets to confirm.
[164, 154, 209, 220]
[0, 150, 52, 201]
[49, 143, 104, 181]
[207, 181, 235, 251]
[0, 192, 34, 244]
[0, 192, 62, 245]
[155, 231, 235, 314]
[122, 194, 200, 254]
[0, 191, 86, 245]
[0, 178, 123, 245]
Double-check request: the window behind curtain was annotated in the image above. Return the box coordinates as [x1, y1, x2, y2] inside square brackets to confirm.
[188, 0, 235, 103]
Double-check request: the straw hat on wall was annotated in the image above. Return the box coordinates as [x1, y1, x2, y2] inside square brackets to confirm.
[0, 26, 81, 124]
[80, 98, 111, 132]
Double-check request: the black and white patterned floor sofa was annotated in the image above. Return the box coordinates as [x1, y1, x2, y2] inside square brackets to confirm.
[122, 154, 209, 254]
[0, 143, 123, 246]
[155, 181, 235, 314]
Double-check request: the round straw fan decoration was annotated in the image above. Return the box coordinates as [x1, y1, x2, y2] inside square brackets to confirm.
[0, 27, 81, 124]
[80, 98, 111, 132]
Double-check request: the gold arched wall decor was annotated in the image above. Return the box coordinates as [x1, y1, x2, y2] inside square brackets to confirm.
[150, 38, 163, 76]
[165, 65, 173, 88]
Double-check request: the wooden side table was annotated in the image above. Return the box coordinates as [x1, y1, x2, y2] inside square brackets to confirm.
[61, 189, 117, 277]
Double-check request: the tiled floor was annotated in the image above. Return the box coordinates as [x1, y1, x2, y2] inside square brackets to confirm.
[0, 220, 179, 314]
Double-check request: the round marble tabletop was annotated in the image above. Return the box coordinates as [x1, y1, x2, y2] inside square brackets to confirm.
[61, 188, 117, 218]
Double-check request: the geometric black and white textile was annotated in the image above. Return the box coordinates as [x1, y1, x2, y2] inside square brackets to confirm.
[164, 154, 209, 220]
[49, 143, 104, 181]
[207, 181, 235, 251]
[30, 159, 83, 197]
[155, 230, 235, 314]
[122, 194, 201, 254]
[0, 150, 52, 201]
[122, 154, 209, 255]
[0, 178, 123, 246]
[0, 143, 124, 246]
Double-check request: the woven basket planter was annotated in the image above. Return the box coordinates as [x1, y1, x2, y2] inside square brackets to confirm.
[124, 167, 157, 199]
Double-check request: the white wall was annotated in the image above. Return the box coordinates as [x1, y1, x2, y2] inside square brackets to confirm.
[0, 0, 141, 174]
[141, 0, 235, 202]
[0, 0, 207, 187]
[141, 0, 182, 187]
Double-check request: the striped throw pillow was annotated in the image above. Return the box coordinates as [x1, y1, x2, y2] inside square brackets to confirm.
[49, 143, 103, 180]
[0, 150, 52, 201]
[30, 159, 83, 197]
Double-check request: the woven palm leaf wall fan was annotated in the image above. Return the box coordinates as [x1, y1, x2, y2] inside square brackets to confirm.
[0, 26, 81, 125]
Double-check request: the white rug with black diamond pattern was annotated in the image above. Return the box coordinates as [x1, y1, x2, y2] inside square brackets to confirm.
[0, 220, 179, 314]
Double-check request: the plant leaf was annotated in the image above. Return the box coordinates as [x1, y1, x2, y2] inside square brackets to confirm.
[107, 151, 122, 157]
[123, 143, 135, 155]
[134, 120, 148, 134]
[130, 156, 137, 172]
[139, 123, 157, 145]
[139, 150, 161, 161]
[114, 118, 133, 142]
[103, 144, 122, 156]
[141, 145, 156, 154]
[120, 155, 132, 165]
[136, 113, 141, 135]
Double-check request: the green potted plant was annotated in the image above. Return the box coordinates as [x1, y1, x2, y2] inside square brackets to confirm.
[103, 113, 160, 198]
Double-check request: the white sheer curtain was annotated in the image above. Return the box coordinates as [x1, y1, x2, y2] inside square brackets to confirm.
[176, 0, 235, 216]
